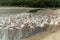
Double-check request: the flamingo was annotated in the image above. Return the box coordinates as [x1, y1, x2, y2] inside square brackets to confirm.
[40, 21, 45, 28]
[54, 18, 59, 25]
[20, 24, 25, 29]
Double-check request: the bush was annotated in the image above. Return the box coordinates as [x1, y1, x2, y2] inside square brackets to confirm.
[0, 0, 60, 7]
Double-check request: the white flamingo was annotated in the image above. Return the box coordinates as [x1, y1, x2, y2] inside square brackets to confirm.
[54, 18, 59, 25]
[40, 20, 45, 28]
[20, 24, 25, 29]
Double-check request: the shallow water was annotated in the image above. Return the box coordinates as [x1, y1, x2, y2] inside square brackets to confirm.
[0, 8, 59, 40]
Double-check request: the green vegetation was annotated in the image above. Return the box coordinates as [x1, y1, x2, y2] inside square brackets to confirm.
[0, 0, 60, 7]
